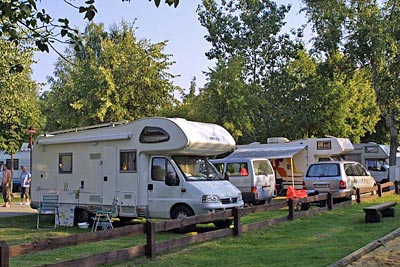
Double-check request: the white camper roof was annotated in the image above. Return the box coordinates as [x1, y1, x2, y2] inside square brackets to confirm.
[36, 117, 235, 156]
[234, 144, 307, 159]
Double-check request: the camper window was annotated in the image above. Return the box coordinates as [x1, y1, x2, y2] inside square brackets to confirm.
[59, 153, 72, 173]
[365, 146, 378, 153]
[6, 159, 19, 171]
[139, 126, 170, 143]
[366, 159, 387, 172]
[120, 150, 137, 172]
[317, 141, 332, 150]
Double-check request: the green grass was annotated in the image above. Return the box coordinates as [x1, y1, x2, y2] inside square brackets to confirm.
[1, 194, 400, 267]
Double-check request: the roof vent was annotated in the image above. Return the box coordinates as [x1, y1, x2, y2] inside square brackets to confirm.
[267, 137, 290, 144]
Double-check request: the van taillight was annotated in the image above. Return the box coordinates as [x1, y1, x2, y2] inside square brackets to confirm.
[251, 186, 257, 193]
[339, 180, 346, 189]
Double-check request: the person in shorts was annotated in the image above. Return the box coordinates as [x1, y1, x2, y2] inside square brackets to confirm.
[2, 165, 12, 207]
[20, 166, 32, 205]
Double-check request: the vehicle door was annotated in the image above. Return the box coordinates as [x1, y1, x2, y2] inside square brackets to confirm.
[347, 163, 370, 189]
[102, 146, 117, 204]
[147, 156, 182, 218]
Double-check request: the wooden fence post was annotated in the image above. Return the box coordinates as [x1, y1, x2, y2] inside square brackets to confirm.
[145, 220, 156, 260]
[233, 207, 242, 237]
[356, 188, 361, 204]
[0, 241, 9, 267]
[327, 192, 333, 211]
[378, 184, 382, 197]
[288, 199, 294, 220]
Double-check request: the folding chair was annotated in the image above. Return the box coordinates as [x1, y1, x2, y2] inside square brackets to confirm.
[37, 194, 60, 229]
[91, 197, 118, 231]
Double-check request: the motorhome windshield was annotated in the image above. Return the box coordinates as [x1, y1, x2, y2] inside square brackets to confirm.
[173, 156, 224, 181]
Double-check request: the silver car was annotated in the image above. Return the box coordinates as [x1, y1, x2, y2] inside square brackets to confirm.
[303, 161, 377, 193]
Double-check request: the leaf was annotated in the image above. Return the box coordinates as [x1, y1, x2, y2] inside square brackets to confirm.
[154, 0, 161, 7]
[84, 10, 96, 21]
[61, 29, 68, 37]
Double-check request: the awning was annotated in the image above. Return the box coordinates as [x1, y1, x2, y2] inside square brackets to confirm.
[225, 144, 307, 189]
[227, 144, 307, 159]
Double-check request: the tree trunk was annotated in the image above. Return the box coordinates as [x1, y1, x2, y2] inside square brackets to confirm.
[385, 114, 398, 167]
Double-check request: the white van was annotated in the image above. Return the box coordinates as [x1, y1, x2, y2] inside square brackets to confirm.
[211, 154, 276, 205]
[31, 117, 244, 228]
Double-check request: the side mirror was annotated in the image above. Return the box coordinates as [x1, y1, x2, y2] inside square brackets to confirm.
[165, 172, 178, 186]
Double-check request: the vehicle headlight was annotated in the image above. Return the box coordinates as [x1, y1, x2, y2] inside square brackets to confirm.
[202, 194, 221, 203]
[237, 193, 243, 202]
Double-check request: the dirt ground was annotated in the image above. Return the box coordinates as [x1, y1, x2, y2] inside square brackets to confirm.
[347, 236, 400, 266]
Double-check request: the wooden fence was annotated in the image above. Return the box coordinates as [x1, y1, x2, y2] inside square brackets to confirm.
[1, 181, 399, 267]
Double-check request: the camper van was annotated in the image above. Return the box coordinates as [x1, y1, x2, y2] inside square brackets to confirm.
[237, 136, 354, 191]
[342, 143, 389, 183]
[0, 143, 31, 192]
[211, 151, 276, 205]
[31, 118, 244, 228]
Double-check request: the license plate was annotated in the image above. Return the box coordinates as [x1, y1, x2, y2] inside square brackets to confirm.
[314, 184, 330, 188]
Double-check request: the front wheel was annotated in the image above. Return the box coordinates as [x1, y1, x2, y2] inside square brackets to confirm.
[171, 205, 196, 233]
[213, 219, 233, 229]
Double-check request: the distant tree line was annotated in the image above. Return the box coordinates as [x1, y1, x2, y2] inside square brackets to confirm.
[0, 0, 399, 165]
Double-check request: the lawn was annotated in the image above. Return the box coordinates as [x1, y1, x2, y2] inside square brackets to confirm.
[1, 194, 400, 267]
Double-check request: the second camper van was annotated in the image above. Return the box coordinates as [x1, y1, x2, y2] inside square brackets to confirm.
[211, 150, 276, 205]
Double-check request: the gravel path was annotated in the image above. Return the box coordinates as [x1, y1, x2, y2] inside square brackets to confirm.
[347, 235, 400, 266]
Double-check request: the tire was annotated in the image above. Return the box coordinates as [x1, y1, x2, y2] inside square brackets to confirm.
[171, 205, 196, 233]
[119, 217, 133, 222]
[213, 219, 233, 229]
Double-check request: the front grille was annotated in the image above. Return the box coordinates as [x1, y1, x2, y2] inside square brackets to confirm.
[221, 197, 238, 204]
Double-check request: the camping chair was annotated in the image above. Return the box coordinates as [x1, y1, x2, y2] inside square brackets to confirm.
[37, 194, 60, 229]
[91, 197, 118, 231]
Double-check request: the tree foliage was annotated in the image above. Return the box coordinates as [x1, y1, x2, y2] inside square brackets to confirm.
[42, 21, 178, 131]
[197, 0, 302, 84]
[191, 0, 381, 144]
[302, 0, 400, 165]
[0, 0, 179, 72]
[265, 50, 380, 142]
[0, 38, 41, 155]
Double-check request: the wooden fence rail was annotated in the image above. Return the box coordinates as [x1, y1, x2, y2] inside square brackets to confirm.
[1, 181, 399, 267]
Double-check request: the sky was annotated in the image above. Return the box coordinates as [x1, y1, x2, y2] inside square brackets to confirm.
[33, 0, 308, 95]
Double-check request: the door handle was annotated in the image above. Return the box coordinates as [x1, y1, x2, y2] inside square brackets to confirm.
[148, 184, 153, 190]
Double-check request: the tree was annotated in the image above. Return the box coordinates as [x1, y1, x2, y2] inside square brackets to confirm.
[0, 38, 41, 159]
[302, 0, 400, 166]
[42, 21, 178, 131]
[0, 0, 179, 72]
[265, 50, 380, 142]
[196, 57, 261, 143]
[197, 0, 304, 143]
[197, 0, 302, 84]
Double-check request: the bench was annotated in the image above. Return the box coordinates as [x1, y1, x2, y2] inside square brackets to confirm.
[363, 202, 397, 223]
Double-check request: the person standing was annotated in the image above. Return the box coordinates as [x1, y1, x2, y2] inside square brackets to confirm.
[2, 165, 12, 207]
[20, 166, 32, 205]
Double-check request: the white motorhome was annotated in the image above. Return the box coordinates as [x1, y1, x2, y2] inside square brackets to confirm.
[342, 143, 389, 183]
[31, 118, 244, 228]
[211, 151, 276, 205]
[0, 143, 31, 192]
[237, 136, 354, 191]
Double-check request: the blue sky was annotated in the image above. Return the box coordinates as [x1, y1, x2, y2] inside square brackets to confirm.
[33, 0, 307, 95]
